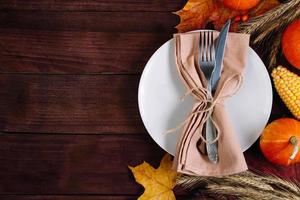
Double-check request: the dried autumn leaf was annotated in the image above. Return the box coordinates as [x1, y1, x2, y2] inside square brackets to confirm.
[210, 2, 240, 31]
[175, 0, 216, 32]
[175, 0, 280, 33]
[129, 154, 178, 200]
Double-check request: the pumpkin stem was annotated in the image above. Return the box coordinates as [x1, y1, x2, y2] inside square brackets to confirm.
[289, 136, 299, 160]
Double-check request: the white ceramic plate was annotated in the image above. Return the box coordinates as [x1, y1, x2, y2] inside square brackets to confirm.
[138, 37, 273, 155]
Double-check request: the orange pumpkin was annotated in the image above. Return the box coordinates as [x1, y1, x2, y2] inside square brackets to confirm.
[222, 0, 260, 11]
[282, 19, 300, 70]
[260, 118, 300, 166]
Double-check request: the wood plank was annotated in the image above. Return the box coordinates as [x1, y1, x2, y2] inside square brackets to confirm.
[0, 73, 291, 134]
[0, 195, 192, 200]
[0, 134, 164, 194]
[0, 11, 178, 33]
[0, 195, 136, 200]
[0, 195, 222, 200]
[0, 29, 170, 73]
[0, 134, 298, 195]
[0, 74, 144, 134]
[0, 0, 186, 12]
[0, 195, 190, 200]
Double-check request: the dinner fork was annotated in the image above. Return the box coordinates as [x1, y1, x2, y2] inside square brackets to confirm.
[198, 31, 218, 163]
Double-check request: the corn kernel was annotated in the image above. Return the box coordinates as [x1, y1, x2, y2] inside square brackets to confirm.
[272, 66, 300, 120]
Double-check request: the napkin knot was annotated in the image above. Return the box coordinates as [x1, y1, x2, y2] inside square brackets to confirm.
[165, 73, 243, 145]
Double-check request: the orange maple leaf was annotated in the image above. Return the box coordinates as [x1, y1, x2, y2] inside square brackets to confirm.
[129, 154, 178, 200]
[175, 0, 280, 32]
[175, 0, 216, 32]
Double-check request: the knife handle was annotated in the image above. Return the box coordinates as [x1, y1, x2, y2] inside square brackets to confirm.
[205, 117, 218, 163]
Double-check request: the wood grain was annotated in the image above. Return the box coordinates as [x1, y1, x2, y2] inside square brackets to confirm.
[0, 0, 298, 199]
[0, 133, 297, 195]
[0, 74, 144, 134]
[0, 0, 186, 12]
[0, 11, 178, 33]
[0, 196, 191, 200]
[0, 73, 289, 135]
[0, 195, 137, 200]
[0, 133, 164, 194]
[0, 29, 170, 73]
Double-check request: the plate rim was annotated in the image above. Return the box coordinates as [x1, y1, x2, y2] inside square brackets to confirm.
[138, 37, 273, 154]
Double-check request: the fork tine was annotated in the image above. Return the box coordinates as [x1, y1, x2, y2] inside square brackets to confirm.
[203, 31, 206, 62]
[210, 31, 214, 62]
[209, 31, 212, 62]
[199, 31, 202, 62]
[209, 31, 211, 62]
[206, 31, 210, 62]
[200, 31, 205, 62]
[204, 31, 208, 62]
[202, 31, 205, 62]
[211, 31, 215, 62]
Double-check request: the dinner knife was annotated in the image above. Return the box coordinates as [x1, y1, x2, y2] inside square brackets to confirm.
[211, 20, 231, 92]
[206, 20, 231, 163]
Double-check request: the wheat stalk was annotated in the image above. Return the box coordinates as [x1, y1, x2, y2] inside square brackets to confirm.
[205, 184, 296, 200]
[240, 0, 300, 35]
[177, 171, 300, 199]
[267, 32, 282, 69]
[238, 0, 300, 69]
[252, 4, 300, 44]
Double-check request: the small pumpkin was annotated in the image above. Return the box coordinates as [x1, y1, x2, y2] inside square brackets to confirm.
[260, 118, 300, 166]
[222, 0, 260, 11]
[282, 19, 300, 70]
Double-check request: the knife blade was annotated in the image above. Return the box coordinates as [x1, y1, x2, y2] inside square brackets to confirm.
[206, 20, 231, 164]
[210, 20, 231, 93]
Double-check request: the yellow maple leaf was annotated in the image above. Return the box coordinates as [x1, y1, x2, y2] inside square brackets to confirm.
[129, 154, 178, 200]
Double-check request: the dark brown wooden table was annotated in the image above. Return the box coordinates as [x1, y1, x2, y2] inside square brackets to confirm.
[0, 1, 298, 199]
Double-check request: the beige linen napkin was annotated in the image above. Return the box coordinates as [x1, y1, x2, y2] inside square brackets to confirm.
[173, 31, 250, 176]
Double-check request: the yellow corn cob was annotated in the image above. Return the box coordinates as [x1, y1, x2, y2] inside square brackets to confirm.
[272, 66, 300, 119]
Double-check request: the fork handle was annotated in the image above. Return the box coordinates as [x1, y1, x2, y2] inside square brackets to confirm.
[205, 117, 218, 163]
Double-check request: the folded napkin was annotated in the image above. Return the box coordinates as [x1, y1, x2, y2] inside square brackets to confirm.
[172, 31, 250, 176]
